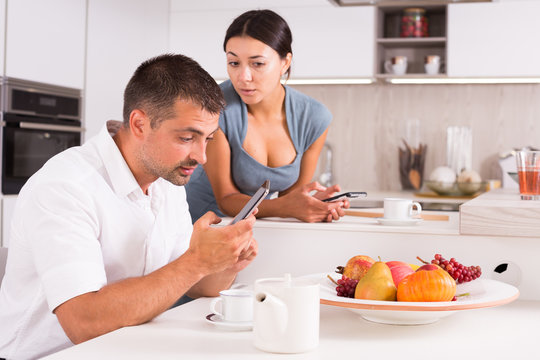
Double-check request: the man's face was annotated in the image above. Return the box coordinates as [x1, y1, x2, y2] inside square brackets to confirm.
[137, 100, 219, 186]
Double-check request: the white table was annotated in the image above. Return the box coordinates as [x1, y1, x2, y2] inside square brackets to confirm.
[42, 195, 540, 359]
[43, 296, 539, 359]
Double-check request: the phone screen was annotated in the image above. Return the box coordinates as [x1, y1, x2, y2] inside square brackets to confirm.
[229, 180, 270, 225]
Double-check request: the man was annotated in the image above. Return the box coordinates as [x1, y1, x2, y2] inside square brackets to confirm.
[0, 54, 258, 360]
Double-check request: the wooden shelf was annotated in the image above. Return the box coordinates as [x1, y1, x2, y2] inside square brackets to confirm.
[377, 37, 447, 48]
[375, 73, 448, 79]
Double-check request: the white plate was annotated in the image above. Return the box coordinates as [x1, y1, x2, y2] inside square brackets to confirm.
[376, 217, 423, 226]
[302, 273, 519, 325]
[205, 313, 253, 331]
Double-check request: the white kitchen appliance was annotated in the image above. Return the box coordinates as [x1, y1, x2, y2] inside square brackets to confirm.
[253, 274, 319, 354]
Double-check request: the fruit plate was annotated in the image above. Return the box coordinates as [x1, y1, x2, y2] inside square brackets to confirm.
[303, 273, 519, 326]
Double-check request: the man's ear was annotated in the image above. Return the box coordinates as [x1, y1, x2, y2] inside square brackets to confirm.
[129, 109, 148, 139]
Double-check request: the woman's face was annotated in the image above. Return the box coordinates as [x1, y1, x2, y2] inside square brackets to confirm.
[225, 36, 291, 105]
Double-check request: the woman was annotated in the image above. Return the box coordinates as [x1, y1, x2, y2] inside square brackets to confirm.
[185, 9, 348, 223]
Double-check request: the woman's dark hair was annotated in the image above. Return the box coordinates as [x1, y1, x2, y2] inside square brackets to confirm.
[223, 9, 293, 79]
[123, 53, 225, 128]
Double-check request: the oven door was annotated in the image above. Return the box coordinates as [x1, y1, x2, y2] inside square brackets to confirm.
[2, 115, 82, 194]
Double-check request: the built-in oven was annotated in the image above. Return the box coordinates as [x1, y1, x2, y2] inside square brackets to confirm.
[1, 77, 83, 194]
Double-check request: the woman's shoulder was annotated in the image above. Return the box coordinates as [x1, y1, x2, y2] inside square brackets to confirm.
[220, 80, 241, 106]
[286, 86, 330, 117]
[285, 85, 332, 124]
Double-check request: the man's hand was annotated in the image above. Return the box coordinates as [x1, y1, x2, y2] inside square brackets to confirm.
[188, 211, 256, 275]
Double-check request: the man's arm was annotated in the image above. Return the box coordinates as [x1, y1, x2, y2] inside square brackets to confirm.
[54, 212, 255, 344]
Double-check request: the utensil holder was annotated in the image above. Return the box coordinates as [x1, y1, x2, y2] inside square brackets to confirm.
[399, 140, 427, 190]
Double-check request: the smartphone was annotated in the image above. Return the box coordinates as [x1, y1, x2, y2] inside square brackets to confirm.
[322, 191, 367, 202]
[229, 180, 270, 225]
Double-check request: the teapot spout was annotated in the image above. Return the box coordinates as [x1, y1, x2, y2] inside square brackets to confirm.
[254, 292, 288, 339]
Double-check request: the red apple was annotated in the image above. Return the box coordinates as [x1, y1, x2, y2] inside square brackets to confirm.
[416, 264, 439, 272]
[342, 255, 375, 281]
[386, 261, 415, 287]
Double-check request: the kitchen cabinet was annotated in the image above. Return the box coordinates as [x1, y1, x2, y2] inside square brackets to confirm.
[169, 4, 375, 79]
[5, 0, 86, 89]
[376, 5, 447, 78]
[84, 0, 170, 139]
[0, 0, 5, 76]
[447, 1, 540, 77]
[279, 6, 375, 78]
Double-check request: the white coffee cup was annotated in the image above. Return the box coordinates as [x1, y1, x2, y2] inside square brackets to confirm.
[424, 55, 441, 75]
[210, 289, 254, 323]
[383, 198, 422, 220]
[385, 56, 408, 75]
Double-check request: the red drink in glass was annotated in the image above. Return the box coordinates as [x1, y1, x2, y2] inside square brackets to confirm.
[516, 151, 540, 200]
[518, 169, 540, 195]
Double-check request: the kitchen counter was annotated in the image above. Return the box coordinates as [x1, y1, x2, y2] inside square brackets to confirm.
[43, 296, 539, 359]
[460, 188, 540, 237]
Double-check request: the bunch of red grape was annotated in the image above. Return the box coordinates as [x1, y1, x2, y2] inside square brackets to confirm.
[431, 254, 482, 284]
[336, 276, 359, 298]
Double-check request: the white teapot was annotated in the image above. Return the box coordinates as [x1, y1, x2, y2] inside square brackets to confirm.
[253, 273, 320, 354]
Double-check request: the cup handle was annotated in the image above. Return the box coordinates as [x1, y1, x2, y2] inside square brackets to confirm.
[384, 60, 393, 74]
[411, 202, 422, 217]
[210, 297, 223, 318]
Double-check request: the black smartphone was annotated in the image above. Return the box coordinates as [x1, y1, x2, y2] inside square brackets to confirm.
[229, 180, 270, 225]
[322, 191, 367, 202]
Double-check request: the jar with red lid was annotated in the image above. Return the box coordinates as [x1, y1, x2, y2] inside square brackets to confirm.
[400, 8, 428, 38]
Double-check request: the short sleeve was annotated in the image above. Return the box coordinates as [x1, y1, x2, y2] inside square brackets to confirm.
[301, 101, 332, 152]
[285, 87, 332, 153]
[21, 181, 106, 312]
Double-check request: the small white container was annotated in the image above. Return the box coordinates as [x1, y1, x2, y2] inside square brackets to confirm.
[253, 274, 320, 354]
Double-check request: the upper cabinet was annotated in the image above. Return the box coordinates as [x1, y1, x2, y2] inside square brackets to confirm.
[447, 1, 540, 77]
[84, 0, 170, 139]
[169, 2, 375, 79]
[0, 0, 5, 77]
[376, 5, 447, 78]
[279, 6, 375, 78]
[5, 0, 86, 89]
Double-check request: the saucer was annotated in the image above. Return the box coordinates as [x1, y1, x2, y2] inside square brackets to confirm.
[205, 313, 253, 331]
[376, 217, 423, 226]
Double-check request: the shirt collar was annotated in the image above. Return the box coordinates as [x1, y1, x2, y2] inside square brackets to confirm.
[96, 120, 143, 198]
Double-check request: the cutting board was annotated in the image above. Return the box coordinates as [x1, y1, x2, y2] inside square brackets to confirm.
[344, 210, 449, 221]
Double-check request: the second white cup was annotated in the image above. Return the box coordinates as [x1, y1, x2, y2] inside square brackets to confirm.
[385, 56, 408, 75]
[210, 289, 254, 323]
[424, 55, 441, 75]
[383, 198, 422, 220]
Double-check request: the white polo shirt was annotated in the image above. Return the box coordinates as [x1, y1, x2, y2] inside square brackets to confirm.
[0, 121, 193, 360]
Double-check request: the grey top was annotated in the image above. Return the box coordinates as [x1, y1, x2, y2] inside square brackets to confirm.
[185, 80, 332, 222]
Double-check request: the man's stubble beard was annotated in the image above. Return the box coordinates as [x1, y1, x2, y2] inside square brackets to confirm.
[139, 144, 199, 187]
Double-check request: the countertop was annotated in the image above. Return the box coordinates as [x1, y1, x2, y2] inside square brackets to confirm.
[43, 296, 539, 360]
[251, 208, 459, 235]
[460, 188, 540, 237]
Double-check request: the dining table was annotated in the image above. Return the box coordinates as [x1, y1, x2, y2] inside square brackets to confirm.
[42, 294, 538, 359]
[42, 190, 540, 359]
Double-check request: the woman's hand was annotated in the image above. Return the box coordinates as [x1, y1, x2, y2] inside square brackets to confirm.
[279, 181, 349, 223]
[311, 183, 350, 222]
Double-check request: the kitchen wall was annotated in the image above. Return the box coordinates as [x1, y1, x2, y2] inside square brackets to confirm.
[293, 83, 540, 191]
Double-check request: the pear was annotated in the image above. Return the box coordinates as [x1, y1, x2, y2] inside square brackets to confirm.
[354, 259, 397, 301]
